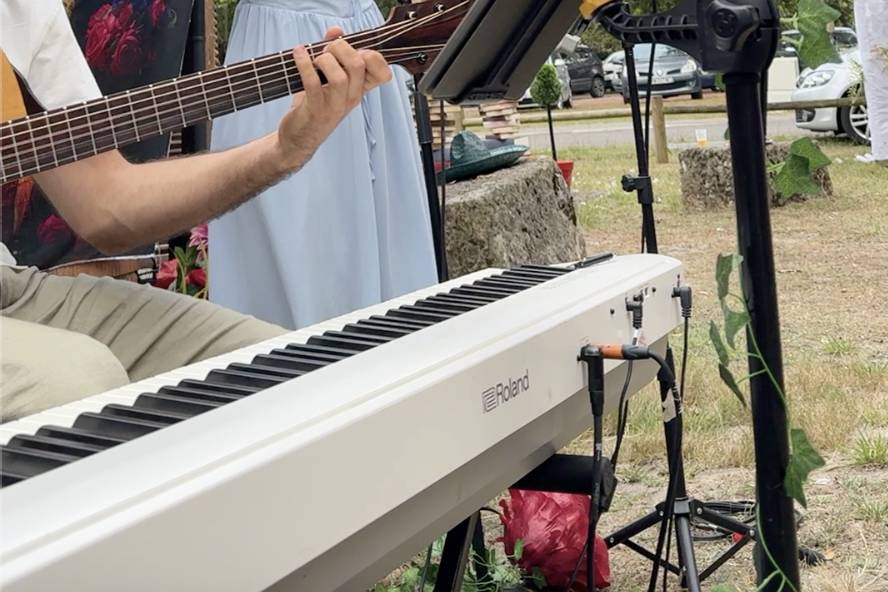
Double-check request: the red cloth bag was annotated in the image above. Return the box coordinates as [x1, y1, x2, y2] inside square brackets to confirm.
[499, 489, 611, 591]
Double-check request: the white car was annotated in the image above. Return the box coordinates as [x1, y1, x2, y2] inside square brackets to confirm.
[521, 56, 573, 109]
[792, 49, 868, 144]
[603, 50, 624, 92]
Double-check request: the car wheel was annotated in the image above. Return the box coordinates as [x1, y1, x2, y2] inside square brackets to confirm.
[691, 91, 704, 100]
[590, 77, 606, 98]
[839, 104, 870, 145]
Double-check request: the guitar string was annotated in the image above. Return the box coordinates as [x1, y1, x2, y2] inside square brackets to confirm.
[0, 1, 467, 143]
[2, 49, 446, 181]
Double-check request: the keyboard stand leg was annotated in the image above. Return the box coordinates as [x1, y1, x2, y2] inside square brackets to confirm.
[433, 512, 482, 592]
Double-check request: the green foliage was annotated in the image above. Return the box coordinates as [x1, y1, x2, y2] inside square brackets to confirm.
[771, 138, 832, 200]
[852, 433, 888, 467]
[709, 255, 824, 507]
[530, 64, 562, 108]
[793, 0, 842, 66]
[375, 0, 400, 17]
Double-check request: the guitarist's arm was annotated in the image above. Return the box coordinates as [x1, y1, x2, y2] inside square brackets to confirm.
[34, 32, 391, 255]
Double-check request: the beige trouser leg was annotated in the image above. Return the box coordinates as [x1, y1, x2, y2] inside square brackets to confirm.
[1, 266, 288, 423]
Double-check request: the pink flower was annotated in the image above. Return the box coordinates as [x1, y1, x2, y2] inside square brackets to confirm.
[84, 4, 115, 71]
[149, 0, 167, 27]
[37, 215, 72, 244]
[110, 22, 145, 76]
[188, 223, 208, 250]
[155, 259, 178, 290]
[187, 268, 207, 289]
[113, 2, 135, 33]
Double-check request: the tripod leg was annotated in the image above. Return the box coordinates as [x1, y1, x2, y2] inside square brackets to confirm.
[674, 514, 702, 592]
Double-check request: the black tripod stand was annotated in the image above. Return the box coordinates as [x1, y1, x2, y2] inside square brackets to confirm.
[591, 1, 799, 589]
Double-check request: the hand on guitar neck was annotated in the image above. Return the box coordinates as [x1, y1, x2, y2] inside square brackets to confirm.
[276, 27, 392, 171]
[26, 31, 391, 255]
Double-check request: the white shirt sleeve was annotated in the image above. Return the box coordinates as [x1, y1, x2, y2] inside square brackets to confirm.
[27, 0, 102, 110]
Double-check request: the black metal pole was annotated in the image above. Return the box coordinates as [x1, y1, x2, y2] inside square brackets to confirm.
[413, 79, 449, 282]
[724, 71, 799, 590]
[181, 0, 209, 153]
[622, 43, 658, 254]
[547, 105, 558, 161]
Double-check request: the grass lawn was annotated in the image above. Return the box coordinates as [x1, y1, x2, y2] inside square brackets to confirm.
[562, 138, 888, 590]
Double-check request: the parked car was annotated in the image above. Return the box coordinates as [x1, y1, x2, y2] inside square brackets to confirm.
[778, 27, 858, 70]
[521, 56, 573, 109]
[792, 49, 869, 144]
[621, 44, 703, 101]
[561, 45, 606, 98]
[603, 50, 624, 92]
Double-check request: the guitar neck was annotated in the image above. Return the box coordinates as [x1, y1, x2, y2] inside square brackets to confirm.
[0, 0, 470, 185]
[1, 47, 306, 184]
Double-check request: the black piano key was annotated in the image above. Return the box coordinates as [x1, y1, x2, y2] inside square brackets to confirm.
[73, 412, 166, 440]
[1, 447, 79, 479]
[323, 330, 393, 345]
[159, 384, 249, 403]
[101, 404, 189, 425]
[227, 362, 307, 380]
[36, 426, 126, 449]
[176, 379, 262, 396]
[206, 368, 288, 389]
[285, 343, 359, 359]
[473, 280, 524, 294]
[515, 264, 570, 276]
[366, 314, 433, 329]
[252, 353, 329, 372]
[7, 434, 105, 458]
[415, 298, 476, 313]
[501, 269, 553, 282]
[343, 322, 415, 339]
[1, 470, 25, 487]
[387, 306, 454, 323]
[450, 287, 509, 301]
[307, 334, 379, 352]
[481, 276, 539, 289]
[269, 347, 346, 364]
[133, 393, 224, 417]
[427, 293, 492, 308]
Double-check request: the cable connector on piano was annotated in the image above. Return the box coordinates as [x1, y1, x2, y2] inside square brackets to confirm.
[626, 294, 644, 331]
[672, 285, 693, 319]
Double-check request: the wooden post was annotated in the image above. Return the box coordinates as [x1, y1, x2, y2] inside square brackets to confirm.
[652, 96, 669, 164]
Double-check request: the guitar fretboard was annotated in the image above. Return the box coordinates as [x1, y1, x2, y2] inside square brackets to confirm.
[0, 49, 303, 184]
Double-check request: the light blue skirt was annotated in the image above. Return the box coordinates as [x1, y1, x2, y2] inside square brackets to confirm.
[209, 0, 437, 329]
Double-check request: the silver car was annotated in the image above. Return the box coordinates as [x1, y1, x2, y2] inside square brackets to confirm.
[792, 49, 868, 144]
[620, 44, 703, 101]
[603, 50, 624, 92]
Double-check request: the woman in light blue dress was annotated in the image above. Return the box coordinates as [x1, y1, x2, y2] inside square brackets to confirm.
[209, 0, 438, 329]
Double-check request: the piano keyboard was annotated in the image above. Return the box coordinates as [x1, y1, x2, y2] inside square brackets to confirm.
[0, 254, 684, 592]
[0, 265, 570, 486]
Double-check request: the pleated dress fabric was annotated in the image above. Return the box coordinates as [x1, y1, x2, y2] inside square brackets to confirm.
[209, 0, 437, 329]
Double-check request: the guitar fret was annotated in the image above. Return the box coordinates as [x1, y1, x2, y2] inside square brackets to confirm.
[173, 80, 187, 128]
[83, 102, 98, 157]
[197, 71, 212, 120]
[148, 85, 164, 135]
[280, 52, 295, 94]
[62, 110, 78, 161]
[226, 71, 238, 112]
[127, 91, 141, 142]
[252, 59, 265, 103]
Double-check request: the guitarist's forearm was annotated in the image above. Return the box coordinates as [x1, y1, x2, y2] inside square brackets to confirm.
[37, 133, 309, 255]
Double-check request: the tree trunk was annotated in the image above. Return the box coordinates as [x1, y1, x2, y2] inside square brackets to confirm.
[547, 104, 558, 161]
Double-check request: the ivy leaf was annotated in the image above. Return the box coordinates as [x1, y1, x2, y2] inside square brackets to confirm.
[513, 539, 524, 562]
[774, 153, 821, 197]
[715, 253, 740, 301]
[719, 362, 748, 408]
[796, 0, 841, 67]
[790, 137, 832, 171]
[710, 320, 731, 366]
[723, 305, 750, 349]
[784, 428, 826, 508]
[531, 566, 547, 588]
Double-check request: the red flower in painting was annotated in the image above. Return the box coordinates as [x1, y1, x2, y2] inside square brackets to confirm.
[155, 259, 179, 290]
[113, 2, 136, 34]
[36, 215, 72, 245]
[150, 0, 167, 27]
[187, 268, 207, 289]
[110, 23, 145, 76]
[84, 4, 115, 71]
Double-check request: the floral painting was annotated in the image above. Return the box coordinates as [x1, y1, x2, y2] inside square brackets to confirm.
[0, 0, 194, 269]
